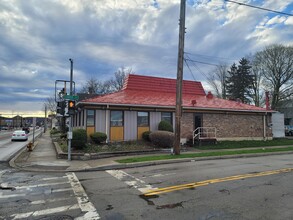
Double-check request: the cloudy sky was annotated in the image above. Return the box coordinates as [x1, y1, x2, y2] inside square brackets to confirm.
[0, 0, 292, 117]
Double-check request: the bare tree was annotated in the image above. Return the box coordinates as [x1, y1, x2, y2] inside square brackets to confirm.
[80, 77, 104, 94]
[254, 44, 293, 109]
[249, 56, 265, 107]
[105, 67, 133, 92]
[80, 67, 132, 95]
[207, 64, 228, 99]
[45, 96, 57, 115]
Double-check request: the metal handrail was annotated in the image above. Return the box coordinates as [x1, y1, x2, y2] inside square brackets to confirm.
[193, 127, 217, 145]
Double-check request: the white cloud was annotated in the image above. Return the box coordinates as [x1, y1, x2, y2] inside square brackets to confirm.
[0, 0, 292, 115]
[266, 16, 287, 25]
[285, 17, 293, 25]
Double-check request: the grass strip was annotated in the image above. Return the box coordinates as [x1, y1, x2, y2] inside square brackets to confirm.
[198, 139, 293, 150]
[116, 146, 293, 163]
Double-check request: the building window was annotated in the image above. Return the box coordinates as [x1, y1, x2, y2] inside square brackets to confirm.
[137, 112, 149, 127]
[161, 112, 172, 125]
[86, 110, 95, 126]
[111, 111, 123, 126]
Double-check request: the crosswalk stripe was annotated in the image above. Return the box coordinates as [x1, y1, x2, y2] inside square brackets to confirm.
[0, 193, 26, 199]
[31, 197, 70, 205]
[16, 181, 69, 189]
[11, 204, 79, 219]
[66, 172, 100, 220]
[106, 170, 156, 193]
[40, 176, 67, 181]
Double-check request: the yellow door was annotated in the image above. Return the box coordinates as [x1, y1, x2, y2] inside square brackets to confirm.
[137, 127, 149, 140]
[86, 127, 95, 138]
[110, 127, 124, 141]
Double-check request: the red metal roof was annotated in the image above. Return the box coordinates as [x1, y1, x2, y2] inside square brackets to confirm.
[82, 74, 270, 112]
[123, 74, 205, 95]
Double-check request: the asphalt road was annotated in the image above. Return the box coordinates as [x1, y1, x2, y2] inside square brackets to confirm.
[1, 152, 293, 219]
[77, 153, 293, 219]
[0, 128, 43, 162]
[0, 164, 99, 219]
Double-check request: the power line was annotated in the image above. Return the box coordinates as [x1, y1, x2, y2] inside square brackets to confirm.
[225, 0, 293, 17]
[184, 58, 219, 67]
[184, 51, 236, 62]
[184, 55, 210, 80]
[184, 58, 197, 81]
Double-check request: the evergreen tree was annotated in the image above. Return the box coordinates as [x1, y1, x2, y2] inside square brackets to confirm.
[226, 58, 254, 104]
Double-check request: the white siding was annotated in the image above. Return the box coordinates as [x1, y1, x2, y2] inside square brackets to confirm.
[124, 111, 137, 141]
[95, 110, 106, 133]
[272, 112, 285, 138]
[150, 112, 161, 131]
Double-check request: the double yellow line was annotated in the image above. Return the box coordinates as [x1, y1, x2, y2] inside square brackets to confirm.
[143, 167, 293, 196]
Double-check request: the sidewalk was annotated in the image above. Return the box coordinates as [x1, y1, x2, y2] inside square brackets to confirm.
[9, 131, 293, 172]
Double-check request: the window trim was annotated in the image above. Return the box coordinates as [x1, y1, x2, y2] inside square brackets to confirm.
[137, 111, 149, 127]
[86, 109, 95, 127]
[161, 112, 173, 125]
[110, 110, 124, 127]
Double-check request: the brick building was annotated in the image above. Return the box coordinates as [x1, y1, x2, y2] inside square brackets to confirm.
[73, 74, 273, 142]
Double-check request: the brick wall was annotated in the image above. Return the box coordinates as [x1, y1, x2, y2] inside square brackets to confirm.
[181, 113, 194, 139]
[180, 112, 272, 140]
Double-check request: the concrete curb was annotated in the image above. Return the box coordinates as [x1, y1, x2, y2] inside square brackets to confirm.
[52, 141, 169, 160]
[11, 150, 293, 173]
[80, 150, 293, 172]
[9, 141, 39, 169]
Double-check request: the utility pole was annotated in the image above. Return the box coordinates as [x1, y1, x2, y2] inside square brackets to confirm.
[174, 0, 186, 155]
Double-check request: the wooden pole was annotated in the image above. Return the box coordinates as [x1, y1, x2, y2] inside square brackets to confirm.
[174, 0, 186, 155]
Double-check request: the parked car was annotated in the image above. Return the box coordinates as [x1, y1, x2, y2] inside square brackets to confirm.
[11, 130, 28, 141]
[22, 127, 30, 134]
[285, 125, 293, 136]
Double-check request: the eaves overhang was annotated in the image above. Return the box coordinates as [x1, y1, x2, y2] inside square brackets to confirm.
[77, 101, 274, 114]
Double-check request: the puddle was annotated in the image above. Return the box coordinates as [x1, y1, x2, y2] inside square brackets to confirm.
[139, 194, 159, 206]
[0, 184, 16, 191]
[156, 202, 184, 209]
[106, 205, 114, 210]
[219, 189, 230, 195]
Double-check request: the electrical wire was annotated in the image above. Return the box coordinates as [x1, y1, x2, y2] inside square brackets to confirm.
[184, 58, 219, 67]
[184, 54, 210, 80]
[225, 0, 293, 17]
[184, 58, 197, 81]
[184, 51, 236, 62]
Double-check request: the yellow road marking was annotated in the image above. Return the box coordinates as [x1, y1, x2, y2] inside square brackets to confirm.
[143, 168, 293, 196]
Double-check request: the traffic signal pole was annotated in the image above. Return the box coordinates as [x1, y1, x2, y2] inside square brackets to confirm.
[68, 58, 73, 161]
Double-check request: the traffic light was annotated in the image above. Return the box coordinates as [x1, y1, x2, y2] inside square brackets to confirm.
[68, 100, 76, 115]
[56, 101, 65, 116]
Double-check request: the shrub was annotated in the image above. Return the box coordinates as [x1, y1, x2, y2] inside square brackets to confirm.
[60, 133, 67, 139]
[158, 120, 174, 132]
[142, 131, 151, 142]
[50, 127, 59, 135]
[90, 132, 107, 144]
[149, 131, 174, 148]
[72, 129, 87, 149]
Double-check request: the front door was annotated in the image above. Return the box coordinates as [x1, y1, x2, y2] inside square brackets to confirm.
[194, 113, 202, 130]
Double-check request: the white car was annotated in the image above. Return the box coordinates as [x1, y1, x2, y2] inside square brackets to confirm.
[11, 130, 28, 141]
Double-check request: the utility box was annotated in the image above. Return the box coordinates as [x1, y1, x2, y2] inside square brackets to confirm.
[272, 112, 285, 138]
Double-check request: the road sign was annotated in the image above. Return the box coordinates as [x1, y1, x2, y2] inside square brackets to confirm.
[63, 95, 79, 100]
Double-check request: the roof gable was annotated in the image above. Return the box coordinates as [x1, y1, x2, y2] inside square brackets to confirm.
[123, 74, 205, 96]
[81, 74, 271, 113]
